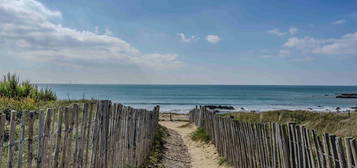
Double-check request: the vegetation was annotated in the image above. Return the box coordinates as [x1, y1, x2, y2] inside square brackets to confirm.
[144, 125, 169, 168]
[191, 127, 211, 143]
[178, 122, 191, 128]
[0, 73, 56, 101]
[218, 157, 232, 167]
[222, 110, 357, 138]
[0, 73, 61, 111]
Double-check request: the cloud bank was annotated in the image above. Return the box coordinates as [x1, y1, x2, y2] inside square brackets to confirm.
[0, 0, 182, 70]
[284, 32, 357, 55]
[331, 19, 345, 25]
[268, 27, 299, 36]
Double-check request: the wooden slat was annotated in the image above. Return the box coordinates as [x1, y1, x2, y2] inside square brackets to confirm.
[323, 133, 332, 168]
[42, 109, 53, 168]
[90, 102, 101, 168]
[53, 108, 64, 168]
[60, 107, 70, 168]
[0, 114, 6, 168]
[77, 103, 89, 168]
[335, 137, 346, 168]
[350, 139, 357, 167]
[312, 130, 325, 168]
[7, 111, 17, 168]
[17, 112, 26, 168]
[72, 104, 80, 168]
[36, 110, 45, 168]
[345, 137, 353, 168]
[27, 111, 35, 168]
[329, 135, 339, 167]
[84, 102, 95, 168]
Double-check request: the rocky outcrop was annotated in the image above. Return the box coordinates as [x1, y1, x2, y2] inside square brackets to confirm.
[336, 93, 357, 98]
[205, 105, 235, 110]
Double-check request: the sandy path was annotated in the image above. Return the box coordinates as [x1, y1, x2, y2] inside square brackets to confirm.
[160, 121, 231, 168]
[160, 128, 191, 168]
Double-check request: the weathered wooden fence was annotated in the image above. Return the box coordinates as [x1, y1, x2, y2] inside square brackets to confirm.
[0, 100, 160, 168]
[189, 106, 357, 168]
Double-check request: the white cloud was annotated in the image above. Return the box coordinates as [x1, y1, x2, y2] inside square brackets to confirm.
[288, 27, 298, 35]
[206, 35, 221, 44]
[278, 49, 291, 57]
[331, 19, 345, 25]
[284, 32, 357, 55]
[268, 27, 298, 36]
[177, 33, 199, 43]
[94, 26, 99, 34]
[268, 29, 286, 36]
[133, 53, 182, 70]
[261, 55, 273, 58]
[0, 0, 182, 70]
[104, 27, 113, 36]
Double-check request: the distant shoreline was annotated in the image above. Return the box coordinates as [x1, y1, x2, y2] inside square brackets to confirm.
[37, 83, 357, 87]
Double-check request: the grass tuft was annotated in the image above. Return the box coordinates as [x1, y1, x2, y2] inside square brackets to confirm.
[191, 127, 211, 143]
[144, 125, 169, 168]
[178, 122, 191, 128]
[218, 157, 232, 166]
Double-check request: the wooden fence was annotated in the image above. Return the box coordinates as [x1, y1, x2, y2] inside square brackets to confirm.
[189, 106, 357, 168]
[0, 100, 160, 168]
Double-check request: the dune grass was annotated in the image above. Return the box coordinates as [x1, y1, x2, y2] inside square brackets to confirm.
[0, 73, 56, 102]
[144, 125, 169, 168]
[178, 122, 191, 128]
[191, 127, 211, 143]
[222, 110, 357, 138]
[0, 73, 91, 112]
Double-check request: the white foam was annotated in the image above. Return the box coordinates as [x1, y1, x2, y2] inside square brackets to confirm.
[124, 104, 356, 114]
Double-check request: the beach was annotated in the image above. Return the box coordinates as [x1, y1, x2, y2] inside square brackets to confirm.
[39, 84, 357, 113]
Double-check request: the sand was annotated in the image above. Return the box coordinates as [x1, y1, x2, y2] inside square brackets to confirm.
[159, 121, 231, 168]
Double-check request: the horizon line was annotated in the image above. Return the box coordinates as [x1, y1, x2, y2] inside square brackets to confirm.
[36, 83, 357, 87]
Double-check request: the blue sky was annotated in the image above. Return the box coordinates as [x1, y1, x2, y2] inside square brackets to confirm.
[0, 0, 356, 85]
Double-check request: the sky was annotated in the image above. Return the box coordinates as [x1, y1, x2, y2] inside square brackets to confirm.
[0, 0, 357, 85]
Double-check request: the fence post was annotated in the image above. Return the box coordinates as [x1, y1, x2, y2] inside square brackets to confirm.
[17, 112, 26, 168]
[27, 111, 35, 168]
[42, 109, 54, 167]
[53, 108, 64, 168]
[7, 111, 16, 168]
[0, 114, 5, 168]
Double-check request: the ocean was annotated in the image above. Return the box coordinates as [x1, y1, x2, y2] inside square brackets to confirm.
[38, 84, 357, 113]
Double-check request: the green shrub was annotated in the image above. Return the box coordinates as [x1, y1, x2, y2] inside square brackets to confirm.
[0, 73, 56, 101]
[191, 127, 211, 143]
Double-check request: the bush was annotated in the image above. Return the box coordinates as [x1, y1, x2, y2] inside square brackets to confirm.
[0, 73, 56, 101]
[0, 97, 37, 111]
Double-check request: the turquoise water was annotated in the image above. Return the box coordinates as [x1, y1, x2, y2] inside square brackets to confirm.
[38, 84, 357, 113]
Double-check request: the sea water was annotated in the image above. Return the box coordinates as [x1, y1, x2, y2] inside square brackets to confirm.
[38, 84, 357, 113]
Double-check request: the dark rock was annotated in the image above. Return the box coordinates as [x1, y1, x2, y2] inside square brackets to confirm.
[350, 107, 357, 110]
[336, 93, 357, 98]
[240, 107, 245, 110]
[205, 105, 235, 110]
